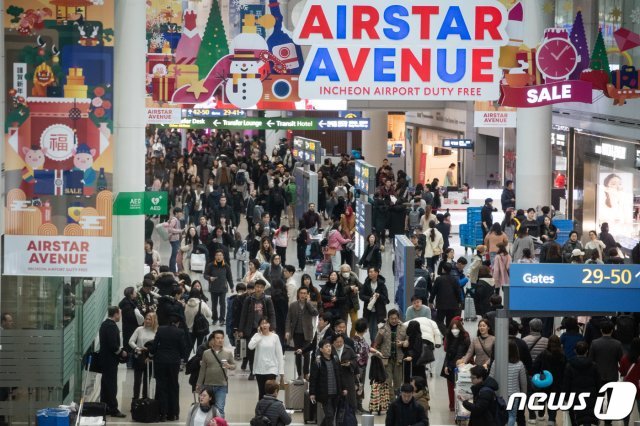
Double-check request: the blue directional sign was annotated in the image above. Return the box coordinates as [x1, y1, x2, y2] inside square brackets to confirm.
[509, 264, 640, 312]
[317, 118, 370, 130]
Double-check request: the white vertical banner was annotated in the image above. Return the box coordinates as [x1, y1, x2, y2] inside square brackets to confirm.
[13, 63, 27, 98]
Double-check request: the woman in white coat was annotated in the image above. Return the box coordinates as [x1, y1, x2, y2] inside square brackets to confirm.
[424, 220, 444, 272]
[248, 317, 284, 400]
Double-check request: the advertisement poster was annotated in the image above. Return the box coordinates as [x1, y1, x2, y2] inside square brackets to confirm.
[4, 0, 114, 277]
[597, 171, 634, 235]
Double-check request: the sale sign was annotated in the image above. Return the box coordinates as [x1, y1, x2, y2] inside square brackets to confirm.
[293, 0, 509, 101]
[4, 236, 113, 277]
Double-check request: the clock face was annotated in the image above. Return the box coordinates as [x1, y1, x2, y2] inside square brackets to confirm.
[537, 38, 578, 80]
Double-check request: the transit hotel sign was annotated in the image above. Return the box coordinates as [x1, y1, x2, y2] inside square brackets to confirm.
[293, 0, 509, 101]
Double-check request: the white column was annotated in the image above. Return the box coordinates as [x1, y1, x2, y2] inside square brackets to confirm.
[113, 0, 146, 301]
[362, 110, 388, 168]
[265, 110, 286, 154]
[515, 0, 553, 209]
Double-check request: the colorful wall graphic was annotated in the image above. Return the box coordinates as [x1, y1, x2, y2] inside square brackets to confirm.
[147, 0, 306, 111]
[4, 0, 114, 277]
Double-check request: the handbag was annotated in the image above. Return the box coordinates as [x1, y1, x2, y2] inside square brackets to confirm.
[155, 223, 169, 241]
[417, 340, 435, 365]
[190, 253, 206, 272]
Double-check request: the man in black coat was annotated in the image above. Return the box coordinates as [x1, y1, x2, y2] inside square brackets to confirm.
[429, 263, 462, 333]
[151, 315, 188, 422]
[385, 383, 429, 426]
[118, 287, 141, 368]
[480, 198, 494, 239]
[500, 180, 516, 212]
[99, 306, 127, 417]
[309, 339, 347, 426]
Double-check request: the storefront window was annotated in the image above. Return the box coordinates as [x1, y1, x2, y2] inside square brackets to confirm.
[572, 130, 639, 245]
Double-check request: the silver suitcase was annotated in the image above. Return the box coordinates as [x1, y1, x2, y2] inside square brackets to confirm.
[464, 295, 476, 321]
[284, 364, 306, 410]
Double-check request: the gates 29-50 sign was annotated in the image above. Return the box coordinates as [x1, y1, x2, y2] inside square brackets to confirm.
[293, 0, 508, 101]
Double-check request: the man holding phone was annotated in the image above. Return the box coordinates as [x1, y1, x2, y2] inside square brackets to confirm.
[196, 330, 236, 418]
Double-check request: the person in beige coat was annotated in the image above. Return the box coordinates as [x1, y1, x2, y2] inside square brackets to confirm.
[196, 331, 236, 418]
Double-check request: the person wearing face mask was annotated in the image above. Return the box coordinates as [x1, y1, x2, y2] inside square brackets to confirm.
[339, 264, 362, 337]
[321, 271, 347, 322]
[441, 318, 471, 412]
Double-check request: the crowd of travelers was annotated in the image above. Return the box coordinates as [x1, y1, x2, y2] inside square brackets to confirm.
[90, 127, 640, 426]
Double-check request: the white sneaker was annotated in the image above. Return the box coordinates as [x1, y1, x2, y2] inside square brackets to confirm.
[527, 420, 537, 425]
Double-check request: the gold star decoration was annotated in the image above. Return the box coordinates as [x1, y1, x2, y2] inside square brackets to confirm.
[543, 0, 555, 15]
[187, 79, 209, 98]
[610, 6, 622, 21]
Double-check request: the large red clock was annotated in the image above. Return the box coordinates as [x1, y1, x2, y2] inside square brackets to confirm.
[537, 37, 579, 82]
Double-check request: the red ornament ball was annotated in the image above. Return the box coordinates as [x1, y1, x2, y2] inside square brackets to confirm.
[94, 87, 105, 97]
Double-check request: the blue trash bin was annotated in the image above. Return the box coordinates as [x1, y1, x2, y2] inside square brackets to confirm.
[36, 408, 70, 426]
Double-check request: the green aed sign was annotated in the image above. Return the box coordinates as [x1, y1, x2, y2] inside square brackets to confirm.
[113, 191, 168, 215]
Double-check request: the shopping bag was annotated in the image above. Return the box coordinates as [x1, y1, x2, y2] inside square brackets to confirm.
[190, 253, 206, 272]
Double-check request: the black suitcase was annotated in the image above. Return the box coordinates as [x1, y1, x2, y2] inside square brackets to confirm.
[131, 398, 160, 423]
[131, 362, 160, 423]
[303, 391, 316, 423]
[81, 402, 107, 418]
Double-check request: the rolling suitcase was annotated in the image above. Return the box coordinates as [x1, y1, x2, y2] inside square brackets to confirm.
[131, 362, 160, 423]
[303, 391, 316, 423]
[464, 295, 476, 321]
[284, 364, 306, 410]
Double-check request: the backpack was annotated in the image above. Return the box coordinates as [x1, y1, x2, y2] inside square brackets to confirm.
[272, 189, 284, 206]
[481, 386, 508, 426]
[285, 183, 296, 204]
[408, 207, 423, 228]
[235, 171, 246, 186]
[422, 191, 434, 206]
[192, 301, 210, 336]
[250, 400, 277, 426]
[253, 204, 265, 222]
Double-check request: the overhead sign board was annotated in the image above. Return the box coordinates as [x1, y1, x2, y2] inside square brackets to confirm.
[183, 109, 247, 118]
[293, 0, 509, 101]
[509, 264, 640, 313]
[354, 160, 376, 195]
[167, 117, 370, 130]
[443, 139, 474, 149]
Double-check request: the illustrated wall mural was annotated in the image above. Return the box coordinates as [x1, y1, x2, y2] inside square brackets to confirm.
[4, 0, 114, 277]
[146, 0, 306, 111]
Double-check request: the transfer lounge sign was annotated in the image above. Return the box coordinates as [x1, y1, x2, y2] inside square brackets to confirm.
[293, 0, 508, 101]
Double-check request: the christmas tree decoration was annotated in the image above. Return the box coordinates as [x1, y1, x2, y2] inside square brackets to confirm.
[614, 28, 640, 52]
[590, 28, 610, 73]
[195, 0, 229, 80]
[569, 11, 590, 80]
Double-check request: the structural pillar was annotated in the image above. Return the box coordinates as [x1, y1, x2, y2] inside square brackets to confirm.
[113, 0, 146, 301]
[362, 110, 388, 168]
[0, 0, 5, 237]
[265, 110, 286, 155]
[515, 0, 553, 209]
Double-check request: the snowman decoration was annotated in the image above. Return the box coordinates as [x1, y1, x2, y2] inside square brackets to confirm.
[225, 14, 286, 109]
